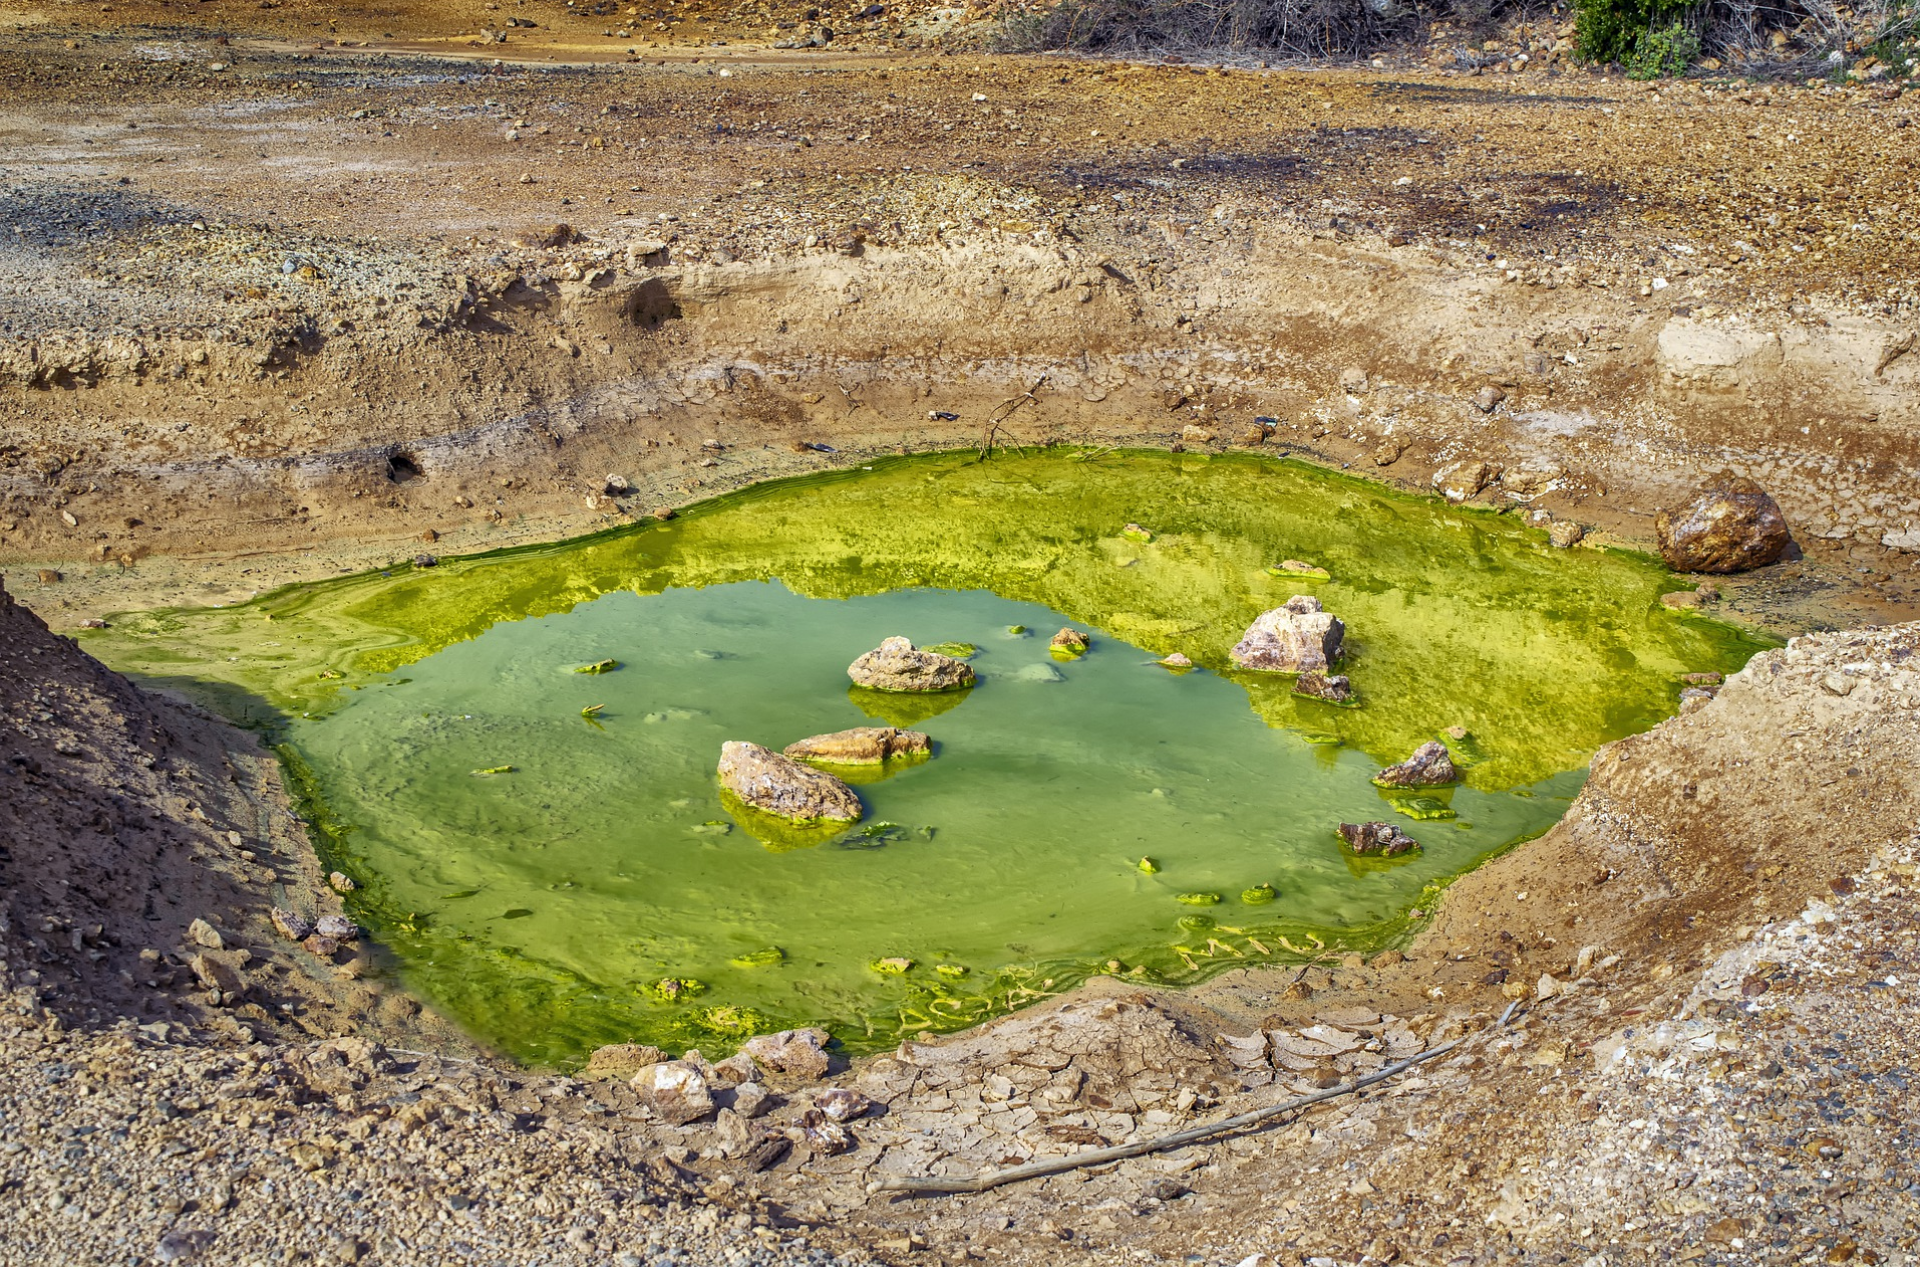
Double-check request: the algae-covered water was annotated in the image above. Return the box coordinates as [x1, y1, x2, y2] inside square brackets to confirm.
[81, 450, 1772, 1067]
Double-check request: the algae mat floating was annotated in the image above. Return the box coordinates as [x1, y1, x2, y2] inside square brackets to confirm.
[82, 451, 1771, 1067]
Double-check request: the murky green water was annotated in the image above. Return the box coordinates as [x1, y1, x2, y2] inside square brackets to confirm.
[81, 450, 1771, 1067]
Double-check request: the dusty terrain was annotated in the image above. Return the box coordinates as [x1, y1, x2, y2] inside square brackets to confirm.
[3, 0, 1920, 1266]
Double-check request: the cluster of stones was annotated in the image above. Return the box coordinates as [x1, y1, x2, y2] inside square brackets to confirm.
[717, 637, 971, 826]
[584, 1028, 876, 1165]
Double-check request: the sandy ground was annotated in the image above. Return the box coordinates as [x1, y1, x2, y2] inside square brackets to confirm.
[3, 1, 1920, 1266]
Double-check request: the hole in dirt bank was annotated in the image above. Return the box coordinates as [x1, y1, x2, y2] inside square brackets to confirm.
[386, 452, 424, 484]
[624, 278, 682, 330]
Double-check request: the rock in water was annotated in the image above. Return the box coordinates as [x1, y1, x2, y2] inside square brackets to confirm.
[741, 1027, 833, 1078]
[634, 1061, 715, 1125]
[1293, 671, 1352, 703]
[717, 741, 862, 825]
[783, 726, 931, 767]
[1338, 822, 1421, 857]
[846, 636, 976, 692]
[1372, 740, 1459, 787]
[1049, 627, 1090, 654]
[1230, 596, 1346, 673]
[1656, 478, 1791, 573]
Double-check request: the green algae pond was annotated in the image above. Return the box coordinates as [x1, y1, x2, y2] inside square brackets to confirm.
[79, 450, 1773, 1068]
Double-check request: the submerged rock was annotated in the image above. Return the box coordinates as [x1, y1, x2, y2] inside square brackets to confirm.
[1230, 596, 1346, 674]
[1656, 478, 1791, 573]
[741, 1027, 832, 1079]
[1372, 740, 1459, 788]
[634, 1060, 715, 1125]
[1267, 559, 1331, 582]
[1338, 822, 1421, 857]
[1010, 663, 1065, 683]
[716, 741, 862, 825]
[783, 726, 931, 768]
[1293, 671, 1353, 703]
[846, 636, 976, 692]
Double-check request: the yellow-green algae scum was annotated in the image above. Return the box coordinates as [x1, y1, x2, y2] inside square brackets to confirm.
[79, 450, 1772, 1067]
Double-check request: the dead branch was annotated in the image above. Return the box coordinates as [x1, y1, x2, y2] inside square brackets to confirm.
[868, 1001, 1518, 1197]
[979, 376, 1047, 459]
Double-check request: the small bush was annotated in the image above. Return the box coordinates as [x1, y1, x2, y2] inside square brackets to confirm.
[1573, 0, 1697, 66]
[1626, 17, 1703, 74]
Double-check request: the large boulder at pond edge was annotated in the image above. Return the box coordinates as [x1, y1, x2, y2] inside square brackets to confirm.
[1229, 596, 1346, 673]
[847, 636, 976, 692]
[1655, 478, 1791, 573]
[784, 726, 931, 767]
[717, 741, 862, 825]
[1372, 740, 1459, 788]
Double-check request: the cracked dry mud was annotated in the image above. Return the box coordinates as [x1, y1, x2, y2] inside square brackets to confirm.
[4, 1, 1920, 1267]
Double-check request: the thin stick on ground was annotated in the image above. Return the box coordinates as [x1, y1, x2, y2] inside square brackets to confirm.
[869, 1001, 1520, 1197]
[979, 376, 1047, 459]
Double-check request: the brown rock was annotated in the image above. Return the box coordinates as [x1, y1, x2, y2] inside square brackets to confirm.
[846, 636, 975, 692]
[1655, 479, 1791, 573]
[314, 914, 358, 941]
[1230, 596, 1345, 674]
[1548, 520, 1586, 548]
[634, 1060, 715, 1125]
[270, 908, 313, 941]
[1433, 459, 1497, 502]
[814, 1087, 871, 1121]
[1293, 670, 1352, 702]
[783, 726, 931, 768]
[741, 1027, 832, 1078]
[1372, 740, 1459, 788]
[189, 952, 243, 996]
[1372, 439, 1405, 466]
[1338, 822, 1421, 856]
[1049, 627, 1090, 654]
[586, 1042, 667, 1074]
[717, 741, 862, 824]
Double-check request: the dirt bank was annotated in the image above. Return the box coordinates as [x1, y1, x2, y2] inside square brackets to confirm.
[2, 30, 1918, 638]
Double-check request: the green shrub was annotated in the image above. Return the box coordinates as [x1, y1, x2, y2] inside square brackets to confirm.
[1574, 0, 1697, 67]
[1627, 18, 1702, 75]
